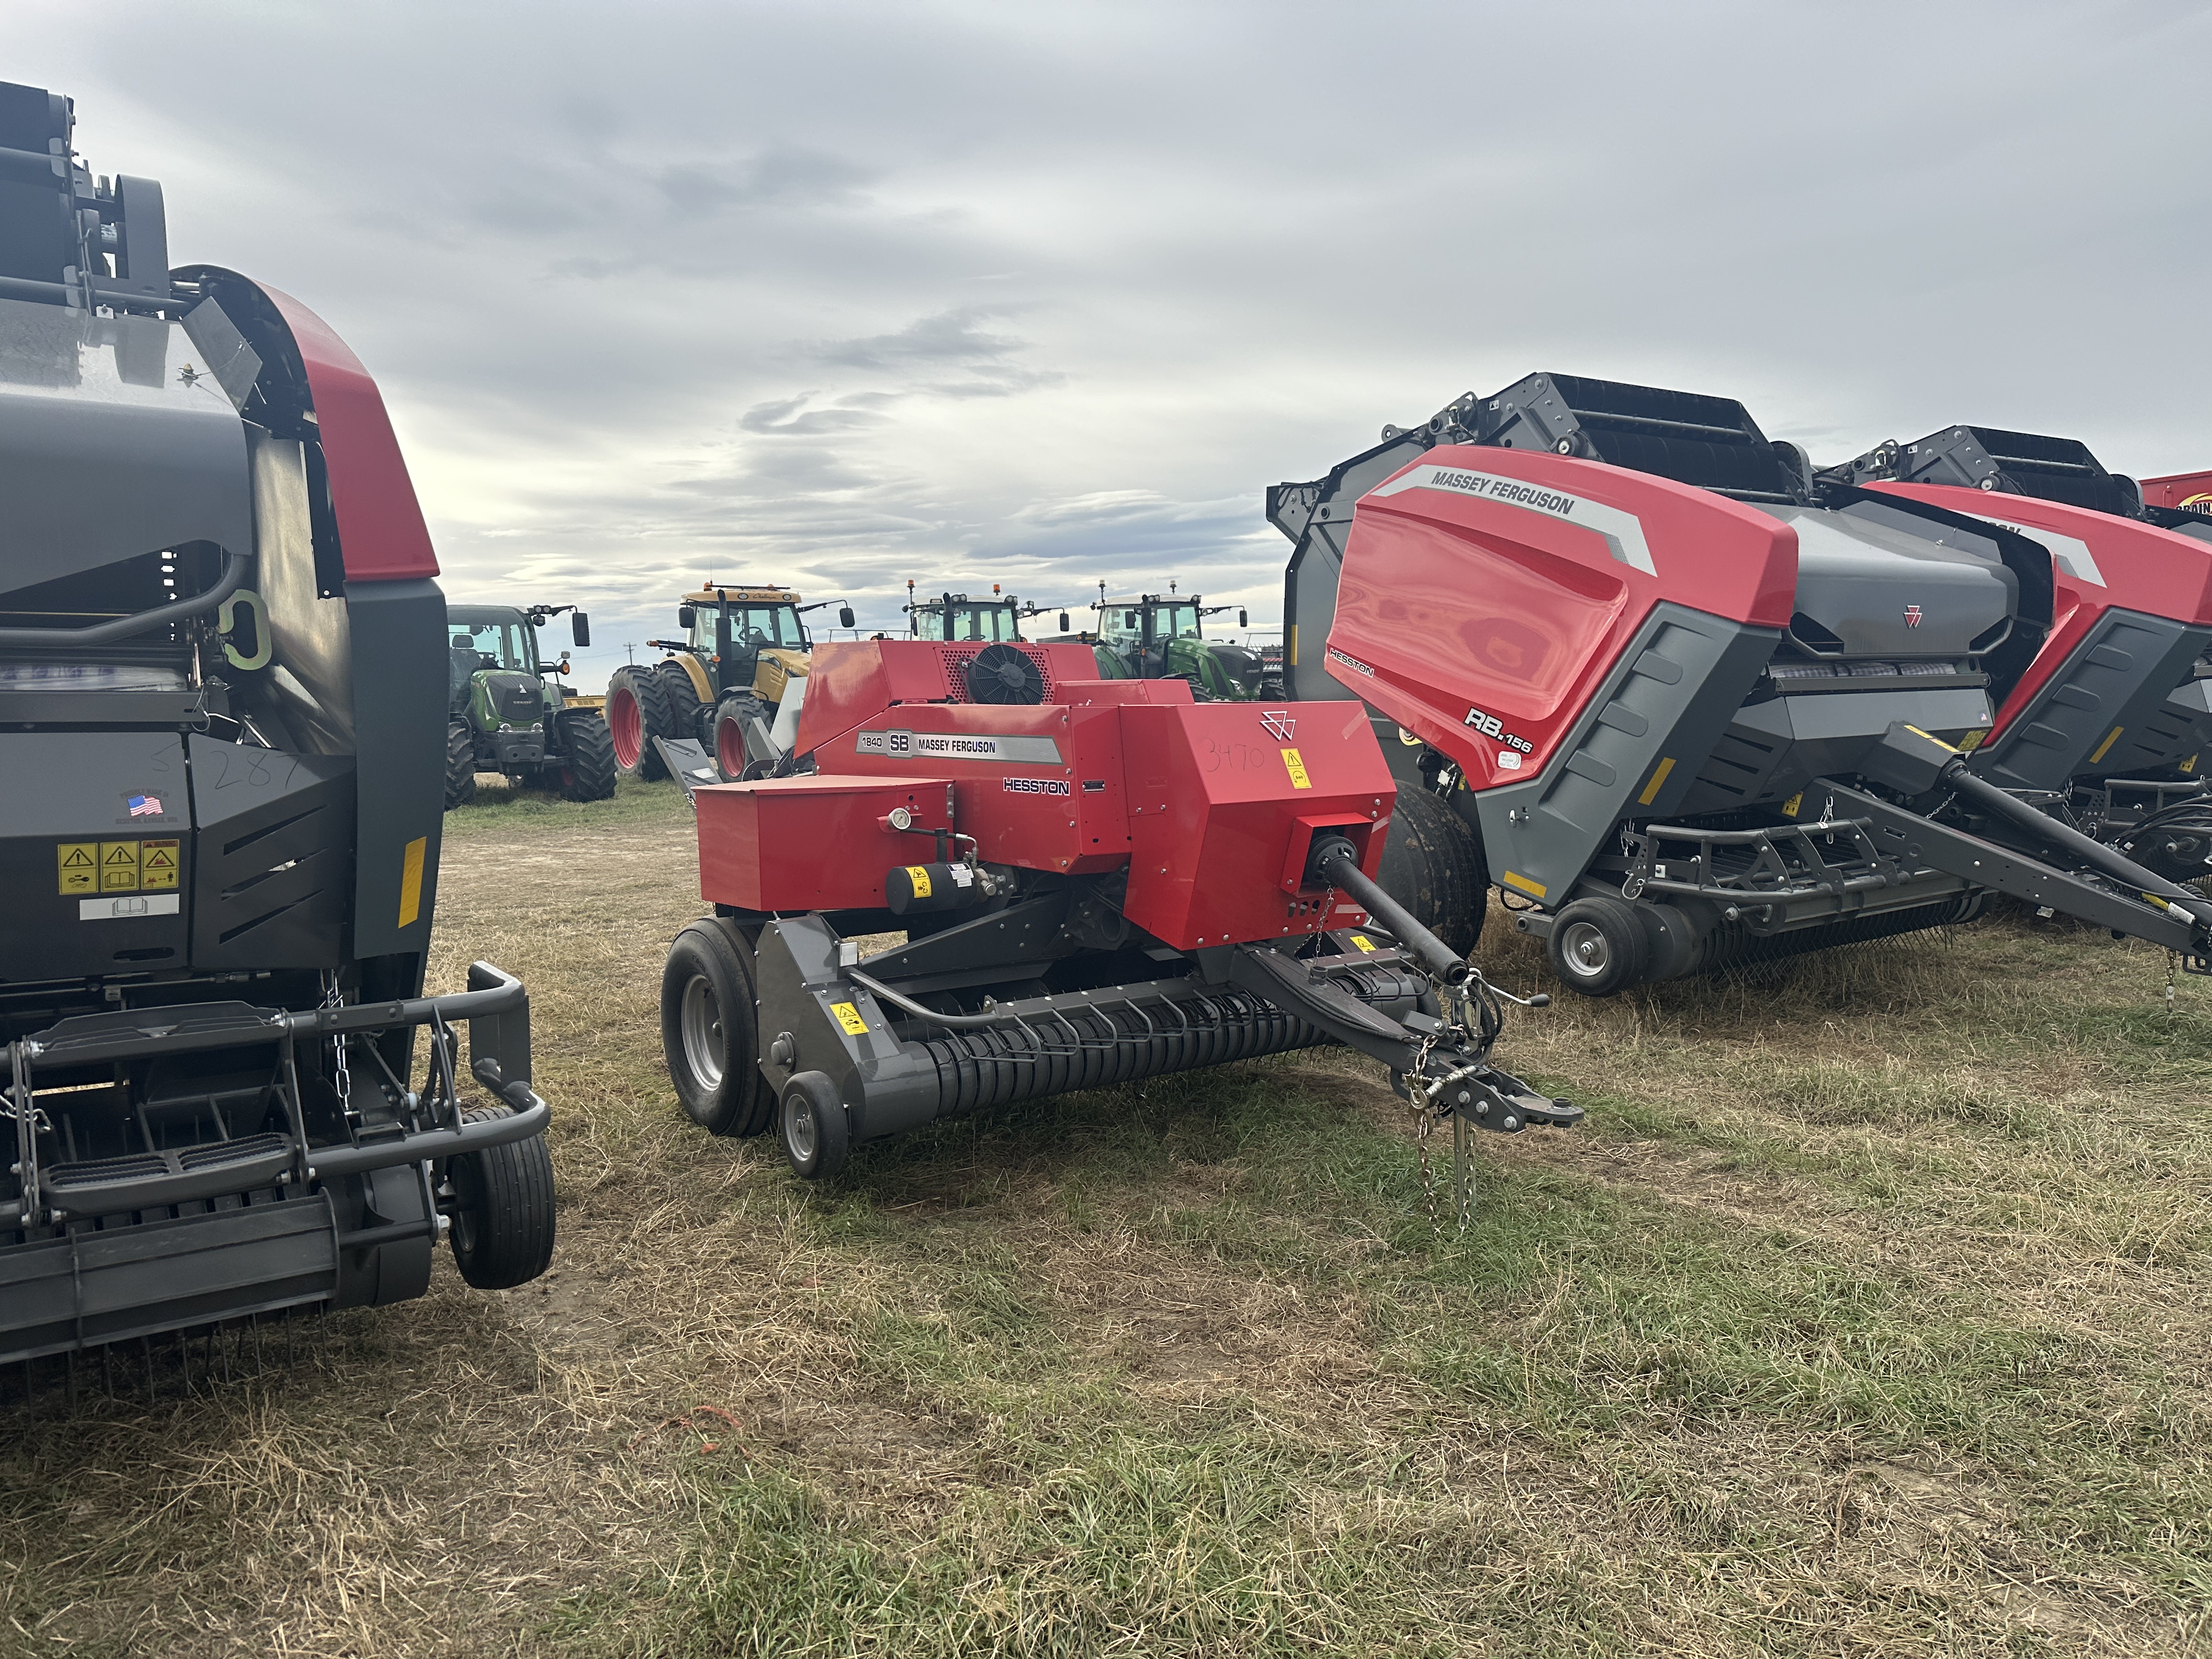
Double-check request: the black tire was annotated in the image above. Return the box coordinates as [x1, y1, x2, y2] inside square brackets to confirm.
[1378, 785, 1487, 957]
[444, 719, 478, 810]
[606, 665, 672, 781]
[554, 709, 618, 802]
[445, 1105, 556, 1289]
[713, 694, 769, 782]
[657, 659, 708, 745]
[660, 919, 775, 1137]
[1545, 895, 1652, 998]
[780, 1070, 850, 1180]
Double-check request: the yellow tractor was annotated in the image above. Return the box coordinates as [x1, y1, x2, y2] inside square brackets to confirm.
[605, 582, 853, 782]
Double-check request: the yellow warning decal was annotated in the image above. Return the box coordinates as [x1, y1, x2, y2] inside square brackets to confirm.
[1280, 747, 1312, 789]
[2089, 725, 2124, 765]
[1956, 727, 1988, 754]
[905, 865, 933, 899]
[1904, 724, 1960, 754]
[1502, 870, 1548, 900]
[1636, 757, 1676, 807]
[831, 1001, 868, 1036]
[139, 839, 179, 891]
[397, 836, 427, 928]
[1350, 934, 1375, 953]
[1781, 792, 1803, 819]
[100, 841, 141, 892]
[2184, 754, 2200, 775]
[56, 842, 97, 896]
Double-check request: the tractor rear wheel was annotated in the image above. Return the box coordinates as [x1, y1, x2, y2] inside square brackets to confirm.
[713, 694, 770, 782]
[1377, 786, 1486, 957]
[660, 919, 775, 1137]
[444, 719, 478, 809]
[553, 709, 618, 802]
[606, 665, 672, 780]
[657, 659, 708, 745]
[445, 1104, 556, 1289]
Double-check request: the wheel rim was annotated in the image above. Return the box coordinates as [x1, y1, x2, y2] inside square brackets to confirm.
[679, 974, 725, 1091]
[718, 715, 745, 778]
[1557, 919, 1611, 980]
[608, 686, 643, 767]
[786, 1094, 817, 1163]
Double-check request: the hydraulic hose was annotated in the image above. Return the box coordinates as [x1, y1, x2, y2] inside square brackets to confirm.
[1308, 834, 1474, 986]
[0, 551, 252, 648]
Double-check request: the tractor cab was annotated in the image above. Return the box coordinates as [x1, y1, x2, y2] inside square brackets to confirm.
[671, 584, 822, 709]
[444, 603, 602, 796]
[1086, 588, 1270, 699]
[904, 583, 1057, 643]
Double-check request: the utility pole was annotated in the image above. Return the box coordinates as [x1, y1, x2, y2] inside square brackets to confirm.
[622, 641, 637, 665]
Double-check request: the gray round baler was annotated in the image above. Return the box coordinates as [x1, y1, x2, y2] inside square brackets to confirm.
[0, 82, 554, 1375]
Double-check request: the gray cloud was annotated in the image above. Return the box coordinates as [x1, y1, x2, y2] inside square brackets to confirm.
[14, 0, 2212, 689]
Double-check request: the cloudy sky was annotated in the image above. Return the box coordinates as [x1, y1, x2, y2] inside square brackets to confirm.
[16, 1, 2212, 684]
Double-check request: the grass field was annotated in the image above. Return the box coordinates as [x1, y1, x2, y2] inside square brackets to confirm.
[3, 776, 2210, 1657]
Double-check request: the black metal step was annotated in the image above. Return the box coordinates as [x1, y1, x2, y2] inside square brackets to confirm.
[41, 1132, 294, 1220]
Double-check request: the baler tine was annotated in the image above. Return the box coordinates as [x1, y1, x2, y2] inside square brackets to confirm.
[1272, 373, 2212, 996]
[659, 640, 1577, 1186]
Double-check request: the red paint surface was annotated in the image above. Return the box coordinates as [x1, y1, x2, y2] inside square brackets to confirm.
[697, 775, 955, 911]
[256, 283, 440, 583]
[1867, 482, 2212, 740]
[795, 639, 1100, 755]
[2143, 471, 2212, 512]
[1328, 445, 1796, 788]
[700, 640, 1397, 949]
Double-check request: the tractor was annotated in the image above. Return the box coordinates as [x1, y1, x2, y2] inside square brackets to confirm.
[444, 603, 615, 808]
[1054, 583, 1279, 699]
[904, 582, 1063, 643]
[605, 582, 853, 785]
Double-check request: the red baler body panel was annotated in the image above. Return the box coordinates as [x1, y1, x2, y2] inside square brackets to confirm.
[255, 281, 441, 584]
[1327, 445, 1797, 789]
[698, 641, 1396, 951]
[698, 774, 957, 912]
[2143, 471, 2212, 514]
[1867, 482, 2212, 742]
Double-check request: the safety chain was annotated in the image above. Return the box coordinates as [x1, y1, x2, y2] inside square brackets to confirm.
[321, 972, 354, 1119]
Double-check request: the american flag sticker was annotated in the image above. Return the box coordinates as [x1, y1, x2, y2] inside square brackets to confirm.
[127, 794, 163, 817]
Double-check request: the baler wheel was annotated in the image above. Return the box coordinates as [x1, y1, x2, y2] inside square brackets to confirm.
[661, 920, 775, 1136]
[444, 719, 478, 810]
[1545, 896, 1652, 998]
[445, 1104, 557, 1289]
[606, 665, 673, 781]
[554, 709, 618, 802]
[1376, 787, 1486, 957]
[780, 1071, 850, 1181]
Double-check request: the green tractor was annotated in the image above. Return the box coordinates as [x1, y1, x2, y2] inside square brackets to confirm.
[903, 581, 1064, 642]
[1057, 583, 1280, 699]
[606, 582, 854, 784]
[445, 603, 617, 809]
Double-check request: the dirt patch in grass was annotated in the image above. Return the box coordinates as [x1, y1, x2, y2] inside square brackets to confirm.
[4, 781, 2211, 1657]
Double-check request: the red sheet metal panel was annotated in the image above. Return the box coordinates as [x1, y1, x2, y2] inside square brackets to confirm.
[1119, 699, 1393, 951]
[1328, 444, 1797, 789]
[2143, 471, 2212, 514]
[696, 775, 955, 912]
[255, 283, 439, 584]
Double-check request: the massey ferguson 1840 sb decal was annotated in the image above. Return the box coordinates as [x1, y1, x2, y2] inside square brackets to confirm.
[856, 729, 1065, 764]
